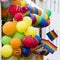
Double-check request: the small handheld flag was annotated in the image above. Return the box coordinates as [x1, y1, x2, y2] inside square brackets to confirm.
[47, 30, 58, 41]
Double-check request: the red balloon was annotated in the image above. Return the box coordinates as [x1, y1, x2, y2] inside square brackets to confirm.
[14, 13, 23, 22]
[22, 36, 38, 48]
[46, 18, 50, 26]
[33, 38, 38, 47]
[8, 5, 22, 16]
[22, 36, 33, 48]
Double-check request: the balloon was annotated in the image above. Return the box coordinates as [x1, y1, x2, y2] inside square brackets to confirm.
[22, 36, 38, 48]
[13, 13, 23, 22]
[13, 19, 17, 25]
[16, 21, 28, 33]
[8, 5, 22, 16]
[21, 0, 26, 8]
[22, 46, 31, 55]
[36, 17, 42, 25]
[1, 0, 8, 2]
[29, 14, 36, 24]
[13, 48, 21, 56]
[33, 14, 39, 21]
[44, 13, 48, 20]
[22, 36, 33, 48]
[34, 7, 38, 14]
[13, 32, 25, 40]
[24, 26, 37, 37]
[22, 6, 30, 16]
[28, 6, 33, 13]
[35, 35, 41, 44]
[33, 38, 38, 47]
[38, 18, 47, 28]
[1, 45, 13, 58]
[1, 0, 12, 8]
[38, 9, 42, 15]
[3, 22, 16, 35]
[2, 36, 12, 45]
[10, 38, 21, 49]
[23, 16, 32, 26]
[33, 14, 41, 25]
[45, 8, 52, 17]
[12, 0, 21, 7]
[46, 18, 50, 26]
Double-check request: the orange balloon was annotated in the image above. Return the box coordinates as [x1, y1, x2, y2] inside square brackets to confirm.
[12, 0, 21, 7]
[13, 48, 21, 56]
[2, 7, 8, 17]
[10, 38, 21, 49]
[3, 22, 16, 35]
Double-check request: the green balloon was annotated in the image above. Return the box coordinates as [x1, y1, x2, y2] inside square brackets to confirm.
[2, 36, 12, 45]
[13, 32, 25, 40]
[45, 8, 52, 17]
[36, 16, 42, 25]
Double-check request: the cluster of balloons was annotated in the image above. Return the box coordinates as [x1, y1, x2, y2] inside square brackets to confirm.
[8, 5, 51, 28]
[2, 15, 41, 58]
[1, 0, 52, 58]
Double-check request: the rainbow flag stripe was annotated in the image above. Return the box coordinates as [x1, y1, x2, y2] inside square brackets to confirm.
[47, 30, 58, 41]
[41, 39, 57, 54]
[44, 45, 54, 54]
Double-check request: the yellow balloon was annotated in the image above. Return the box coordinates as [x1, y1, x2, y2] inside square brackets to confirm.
[21, 0, 26, 7]
[23, 16, 32, 26]
[24, 26, 37, 37]
[34, 14, 39, 20]
[13, 18, 17, 25]
[44, 13, 48, 20]
[1, 45, 13, 58]
[16, 21, 28, 33]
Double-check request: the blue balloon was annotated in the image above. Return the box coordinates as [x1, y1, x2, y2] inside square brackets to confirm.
[34, 7, 38, 14]
[38, 18, 47, 28]
[28, 6, 32, 13]
[35, 35, 41, 44]
[22, 46, 31, 55]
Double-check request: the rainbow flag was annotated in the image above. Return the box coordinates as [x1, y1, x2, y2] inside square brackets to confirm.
[41, 39, 57, 54]
[47, 30, 58, 41]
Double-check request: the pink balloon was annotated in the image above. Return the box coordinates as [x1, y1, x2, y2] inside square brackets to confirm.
[1, 0, 8, 2]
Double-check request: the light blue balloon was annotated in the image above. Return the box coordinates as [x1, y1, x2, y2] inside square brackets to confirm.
[2, 0, 12, 8]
